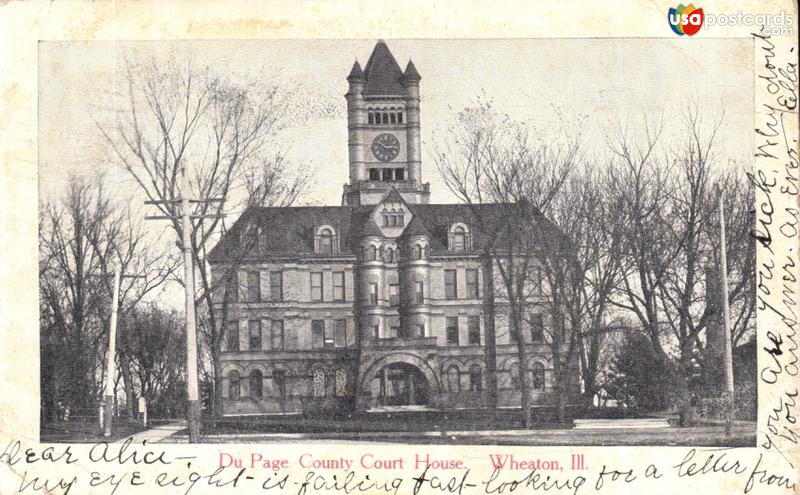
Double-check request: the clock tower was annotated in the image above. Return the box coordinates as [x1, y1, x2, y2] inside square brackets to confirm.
[343, 41, 430, 206]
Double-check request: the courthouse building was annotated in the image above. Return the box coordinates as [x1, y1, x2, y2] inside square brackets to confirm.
[209, 41, 578, 416]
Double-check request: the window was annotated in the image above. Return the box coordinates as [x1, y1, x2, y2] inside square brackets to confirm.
[270, 320, 284, 350]
[324, 322, 335, 348]
[397, 112, 404, 124]
[310, 272, 323, 301]
[371, 325, 379, 339]
[446, 317, 459, 345]
[319, 228, 333, 254]
[226, 274, 239, 303]
[382, 168, 393, 181]
[369, 282, 378, 305]
[226, 321, 239, 352]
[368, 245, 377, 261]
[390, 113, 397, 124]
[382, 113, 389, 124]
[415, 281, 424, 304]
[273, 369, 287, 398]
[510, 365, 520, 389]
[248, 320, 262, 350]
[269, 271, 283, 301]
[313, 369, 326, 397]
[335, 369, 348, 396]
[389, 326, 400, 338]
[466, 269, 479, 298]
[447, 366, 460, 392]
[250, 370, 263, 399]
[389, 283, 399, 306]
[469, 365, 482, 392]
[228, 371, 241, 400]
[333, 272, 345, 301]
[532, 363, 545, 391]
[415, 244, 423, 259]
[386, 248, 394, 263]
[452, 226, 466, 252]
[334, 319, 347, 347]
[369, 168, 380, 181]
[394, 168, 405, 180]
[444, 269, 457, 299]
[312, 320, 325, 349]
[247, 271, 261, 302]
[468, 316, 480, 345]
[529, 314, 544, 343]
[415, 324, 425, 337]
[368, 113, 374, 125]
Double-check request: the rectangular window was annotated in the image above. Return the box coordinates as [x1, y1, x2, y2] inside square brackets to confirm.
[444, 269, 458, 299]
[533, 267, 543, 295]
[466, 269, 479, 299]
[269, 271, 283, 301]
[310, 272, 323, 301]
[415, 281, 424, 304]
[270, 320, 284, 350]
[226, 321, 239, 352]
[416, 324, 425, 337]
[372, 325, 380, 339]
[369, 168, 380, 181]
[382, 168, 393, 181]
[248, 320, 262, 351]
[324, 322, 335, 348]
[468, 316, 481, 345]
[529, 314, 544, 343]
[396, 214, 404, 226]
[389, 283, 399, 306]
[394, 168, 404, 180]
[397, 112, 403, 124]
[247, 271, 261, 302]
[390, 113, 397, 124]
[369, 282, 378, 305]
[368, 113, 374, 125]
[446, 317, 459, 345]
[334, 319, 347, 348]
[312, 320, 325, 349]
[333, 272, 345, 301]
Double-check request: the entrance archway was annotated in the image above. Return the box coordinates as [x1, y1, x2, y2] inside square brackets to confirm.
[375, 362, 430, 406]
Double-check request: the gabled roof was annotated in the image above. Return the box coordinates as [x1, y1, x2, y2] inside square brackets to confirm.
[208, 202, 568, 262]
[362, 40, 406, 96]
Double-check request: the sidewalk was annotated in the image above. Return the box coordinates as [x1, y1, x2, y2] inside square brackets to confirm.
[126, 421, 186, 443]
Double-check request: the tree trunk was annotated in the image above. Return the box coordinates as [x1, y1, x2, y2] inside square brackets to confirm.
[677, 343, 694, 426]
[481, 251, 498, 423]
[511, 304, 532, 428]
[119, 351, 137, 422]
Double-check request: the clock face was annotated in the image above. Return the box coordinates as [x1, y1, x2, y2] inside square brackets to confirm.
[371, 133, 400, 162]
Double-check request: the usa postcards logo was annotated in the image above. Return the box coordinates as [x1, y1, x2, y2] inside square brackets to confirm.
[668, 4, 704, 36]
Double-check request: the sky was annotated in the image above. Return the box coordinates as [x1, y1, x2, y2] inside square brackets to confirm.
[38, 38, 754, 305]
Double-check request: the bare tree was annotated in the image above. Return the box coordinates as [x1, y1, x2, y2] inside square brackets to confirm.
[101, 54, 310, 416]
[39, 175, 174, 420]
[434, 99, 579, 426]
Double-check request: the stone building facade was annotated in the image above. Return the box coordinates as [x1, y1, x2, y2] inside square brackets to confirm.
[208, 41, 579, 416]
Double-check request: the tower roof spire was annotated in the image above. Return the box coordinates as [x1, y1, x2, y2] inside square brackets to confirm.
[402, 60, 421, 83]
[347, 59, 365, 81]
[362, 40, 406, 96]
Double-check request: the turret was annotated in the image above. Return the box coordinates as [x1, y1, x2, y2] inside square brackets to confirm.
[346, 60, 366, 184]
[402, 60, 422, 185]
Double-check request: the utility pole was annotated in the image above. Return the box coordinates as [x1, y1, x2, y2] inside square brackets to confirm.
[719, 196, 735, 437]
[103, 266, 120, 438]
[91, 264, 144, 438]
[145, 166, 223, 443]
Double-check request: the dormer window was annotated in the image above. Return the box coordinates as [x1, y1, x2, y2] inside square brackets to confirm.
[449, 223, 471, 252]
[315, 225, 338, 254]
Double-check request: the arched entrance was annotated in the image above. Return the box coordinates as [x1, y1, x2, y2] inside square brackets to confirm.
[374, 362, 430, 406]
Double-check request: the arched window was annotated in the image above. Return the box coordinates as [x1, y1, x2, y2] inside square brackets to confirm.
[319, 228, 333, 254]
[368, 245, 377, 261]
[335, 369, 347, 397]
[228, 371, 240, 400]
[469, 365, 482, 392]
[415, 244, 423, 260]
[313, 369, 326, 397]
[386, 248, 394, 263]
[509, 364, 520, 389]
[453, 226, 466, 252]
[532, 363, 545, 391]
[249, 370, 263, 399]
[447, 365, 460, 393]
